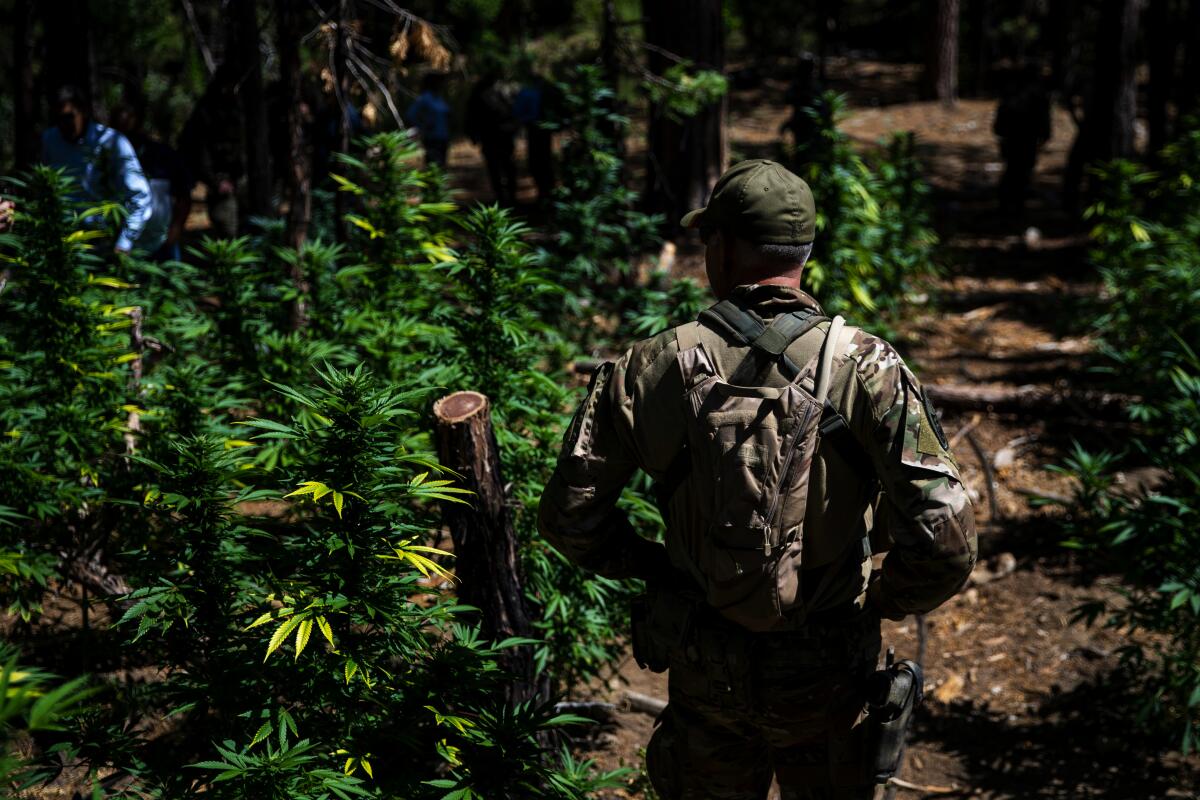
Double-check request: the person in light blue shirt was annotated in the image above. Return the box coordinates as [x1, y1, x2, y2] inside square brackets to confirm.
[406, 73, 451, 167]
[41, 85, 153, 253]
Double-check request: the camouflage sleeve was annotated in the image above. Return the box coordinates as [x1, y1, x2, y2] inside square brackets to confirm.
[849, 334, 978, 619]
[537, 354, 669, 580]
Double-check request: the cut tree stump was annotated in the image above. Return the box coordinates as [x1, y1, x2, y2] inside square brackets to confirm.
[433, 391, 542, 705]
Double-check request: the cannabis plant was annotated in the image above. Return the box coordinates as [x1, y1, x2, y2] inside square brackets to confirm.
[545, 65, 662, 307]
[788, 92, 938, 323]
[1050, 134, 1200, 752]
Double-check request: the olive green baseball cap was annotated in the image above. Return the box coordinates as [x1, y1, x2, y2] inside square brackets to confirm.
[680, 159, 816, 245]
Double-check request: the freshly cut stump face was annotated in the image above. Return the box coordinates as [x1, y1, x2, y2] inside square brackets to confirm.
[434, 391, 488, 423]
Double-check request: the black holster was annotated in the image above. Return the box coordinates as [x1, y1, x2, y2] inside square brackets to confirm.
[863, 655, 923, 784]
[631, 583, 697, 674]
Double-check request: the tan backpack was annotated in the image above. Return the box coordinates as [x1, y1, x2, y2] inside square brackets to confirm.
[659, 301, 866, 632]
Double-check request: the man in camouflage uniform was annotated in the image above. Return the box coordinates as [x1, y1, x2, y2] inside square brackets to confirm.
[538, 160, 976, 799]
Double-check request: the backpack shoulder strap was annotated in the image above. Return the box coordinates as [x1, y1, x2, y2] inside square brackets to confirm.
[814, 315, 847, 404]
[700, 300, 824, 383]
[699, 300, 765, 345]
[674, 320, 703, 353]
[813, 318, 876, 478]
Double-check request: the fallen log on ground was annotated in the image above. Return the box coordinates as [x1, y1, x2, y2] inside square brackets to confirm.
[924, 383, 1134, 419]
[623, 690, 667, 717]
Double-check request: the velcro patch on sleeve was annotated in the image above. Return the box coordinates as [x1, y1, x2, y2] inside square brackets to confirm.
[917, 390, 952, 459]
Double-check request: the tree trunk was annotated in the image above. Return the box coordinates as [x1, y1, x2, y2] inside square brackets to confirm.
[232, 0, 272, 220]
[1046, 0, 1076, 94]
[1179, 0, 1200, 119]
[601, 0, 620, 96]
[1146, 0, 1173, 156]
[40, 0, 92, 106]
[1063, 0, 1140, 207]
[924, 0, 960, 106]
[333, 0, 351, 243]
[1099, 0, 1139, 158]
[433, 391, 541, 705]
[598, 0, 625, 158]
[969, 0, 991, 96]
[644, 0, 726, 236]
[817, 0, 832, 82]
[276, 0, 311, 329]
[13, 0, 38, 169]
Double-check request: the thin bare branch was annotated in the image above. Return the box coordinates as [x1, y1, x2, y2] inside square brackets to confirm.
[346, 47, 405, 127]
[180, 0, 217, 75]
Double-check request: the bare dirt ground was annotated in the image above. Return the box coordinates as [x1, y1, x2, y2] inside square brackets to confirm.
[538, 60, 1199, 799]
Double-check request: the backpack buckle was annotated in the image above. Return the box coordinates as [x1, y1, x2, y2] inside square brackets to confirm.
[819, 400, 848, 437]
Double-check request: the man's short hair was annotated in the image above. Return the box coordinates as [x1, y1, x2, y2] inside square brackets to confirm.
[754, 240, 813, 266]
[54, 84, 90, 113]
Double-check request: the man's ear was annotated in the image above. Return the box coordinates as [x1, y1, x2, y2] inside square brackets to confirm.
[720, 230, 737, 282]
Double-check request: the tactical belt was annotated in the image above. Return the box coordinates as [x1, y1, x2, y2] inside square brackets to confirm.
[653, 299, 876, 510]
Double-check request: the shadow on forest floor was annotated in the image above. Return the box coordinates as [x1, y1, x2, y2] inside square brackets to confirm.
[916, 669, 1197, 798]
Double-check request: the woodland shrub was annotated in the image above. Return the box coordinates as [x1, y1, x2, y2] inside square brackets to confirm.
[787, 92, 939, 323]
[544, 65, 663, 314]
[1051, 131, 1200, 752]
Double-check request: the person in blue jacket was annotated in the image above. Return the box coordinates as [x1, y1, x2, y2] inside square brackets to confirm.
[406, 73, 451, 168]
[41, 85, 153, 254]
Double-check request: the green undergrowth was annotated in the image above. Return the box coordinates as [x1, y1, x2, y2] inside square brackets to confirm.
[1046, 128, 1200, 753]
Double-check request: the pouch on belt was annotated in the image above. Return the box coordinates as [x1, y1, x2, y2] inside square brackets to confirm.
[631, 584, 697, 674]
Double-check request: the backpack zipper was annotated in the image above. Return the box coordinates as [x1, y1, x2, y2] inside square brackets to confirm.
[759, 404, 814, 556]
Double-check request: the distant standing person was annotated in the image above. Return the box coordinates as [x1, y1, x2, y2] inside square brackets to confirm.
[179, 63, 246, 238]
[466, 70, 518, 206]
[41, 85, 153, 254]
[513, 74, 555, 202]
[994, 66, 1052, 215]
[407, 73, 451, 168]
[112, 104, 193, 261]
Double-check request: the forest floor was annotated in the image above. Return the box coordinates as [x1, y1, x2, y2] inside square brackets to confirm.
[449, 60, 1199, 799]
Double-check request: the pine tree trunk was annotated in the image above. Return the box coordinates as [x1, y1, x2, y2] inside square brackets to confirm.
[1179, 0, 1200, 119]
[1146, 0, 1174, 156]
[1047, 0, 1078, 93]
[1064, 0, 1140, 206]
[433, 391, 541, 705]
[41, 0, 92, 106]
[276, 0, 311, 329]
[1109, 0, 1140, 158]
[925, 0, 960, 106]
[233, 0, 272, 220]
[13, 0, 37, 169]
[644, 0, 726, 236]
[333, 0, 351, 243]
[601, 0, 620, 94]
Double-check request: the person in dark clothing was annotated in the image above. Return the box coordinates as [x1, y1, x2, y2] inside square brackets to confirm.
[112, 104, 193, 261]
[466, 70, 518, 206]
[178, 63, 245, 237]
[994, 65, 1052, 215]
[513, 74, 555, 202]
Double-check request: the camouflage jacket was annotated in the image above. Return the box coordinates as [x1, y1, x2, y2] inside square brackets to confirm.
[538, 284, 977, 620]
